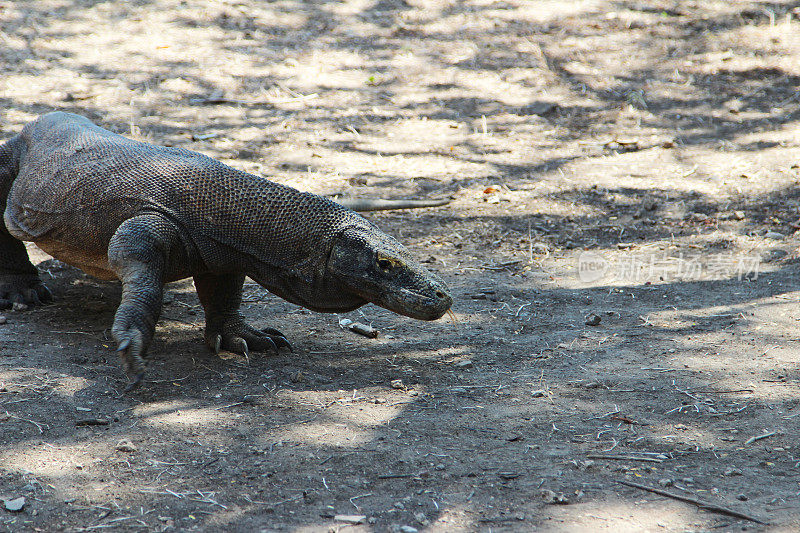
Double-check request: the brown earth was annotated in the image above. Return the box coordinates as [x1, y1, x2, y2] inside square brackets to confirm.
[2, 1, 800, 531]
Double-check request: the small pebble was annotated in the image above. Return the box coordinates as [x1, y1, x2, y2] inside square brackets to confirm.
[390, 379, 404, 389]
[658, 478, 673, 487]
[724, 467, 743, 477]
[737, 494, 748, 501]
[0, 315, 6, 325]
[541, 489, 569, 505]
[4, 496, 25, 512]
[531, 389, 547, 398]
[765, 231, 785, 240]
[399, 526, 418, 533]
[585, 313, 601, 326]
[454, 360, 473, 369]
[334, 515, 366, 525]
[115, 439, 137, 453]
[519, 102, 557, 116]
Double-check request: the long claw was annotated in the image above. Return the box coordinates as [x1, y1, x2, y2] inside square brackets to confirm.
[274, 336, 292, 352]
[214, 334, 222, 355]
[260, 328, 291, 351]
[36, 284, 53, 303]
[117, 338, 131, 353]
[240, 338, 249, 359]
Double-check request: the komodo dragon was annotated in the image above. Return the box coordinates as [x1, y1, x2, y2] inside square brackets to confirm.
[0, 112, 452, 389]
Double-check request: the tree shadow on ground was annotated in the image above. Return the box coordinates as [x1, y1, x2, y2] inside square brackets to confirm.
[4, 1, 800, 531]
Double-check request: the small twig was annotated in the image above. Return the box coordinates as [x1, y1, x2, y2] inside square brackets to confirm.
[618, 480, 767, 525]
[745, 431, 776, 445]
[588, 454, 664, 463]
[6, 412, 46, 433]
[75, 418, 110, 427]
[591, 407, 621, 420]
[687, 389, 754, 394]
[213, 402, 245, 410]
[601, 437, 619, 452]
[349, 492, 372, 510]
[83, 516, 136, 530]
[272, 92, 319, 104]
[242, 494, 303, 507]
[377, 473, 413, 479]
[681, 164, 699, 178]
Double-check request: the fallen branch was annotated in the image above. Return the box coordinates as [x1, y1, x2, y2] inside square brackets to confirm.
[588, 454, 663, 463]
[617, 480, 767, 525]
[745, 431, 776, 445]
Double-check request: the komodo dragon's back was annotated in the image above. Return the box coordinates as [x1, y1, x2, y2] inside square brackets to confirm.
[7, 112, 364, 281]
[0, 112, 452, 390]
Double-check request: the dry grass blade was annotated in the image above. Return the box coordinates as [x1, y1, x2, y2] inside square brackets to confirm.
[618, 480, 767, 525]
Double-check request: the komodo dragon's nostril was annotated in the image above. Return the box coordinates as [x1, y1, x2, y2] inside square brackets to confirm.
[435, 290, 446, 299]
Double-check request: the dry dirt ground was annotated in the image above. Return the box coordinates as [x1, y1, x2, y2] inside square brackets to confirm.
[2, 0, 800, 531]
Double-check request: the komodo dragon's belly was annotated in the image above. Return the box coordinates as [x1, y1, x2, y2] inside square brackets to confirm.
[34, 240, 117, 281]
[4, 204, 121, 281]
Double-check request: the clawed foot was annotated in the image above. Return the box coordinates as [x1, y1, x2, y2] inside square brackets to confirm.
[206, 320, 292, 359]
[0, 275, 53, 310]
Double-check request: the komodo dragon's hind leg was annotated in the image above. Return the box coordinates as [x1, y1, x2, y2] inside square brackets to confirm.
[0, 230, 53, 309]
[194, 273, 291, 358]
[108, 214, 179, 391]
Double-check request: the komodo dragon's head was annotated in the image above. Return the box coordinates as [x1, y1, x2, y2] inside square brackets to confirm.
[327, 226, 452, 320]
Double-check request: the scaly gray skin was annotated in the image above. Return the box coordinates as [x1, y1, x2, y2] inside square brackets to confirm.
[0, 112, 452, 389]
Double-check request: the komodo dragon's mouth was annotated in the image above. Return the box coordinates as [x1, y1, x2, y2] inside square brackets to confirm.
[368, 286, 452, 321]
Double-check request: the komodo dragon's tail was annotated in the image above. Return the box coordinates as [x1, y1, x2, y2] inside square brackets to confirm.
[0, 135, 21, 190]
[332, 197, 451, 212]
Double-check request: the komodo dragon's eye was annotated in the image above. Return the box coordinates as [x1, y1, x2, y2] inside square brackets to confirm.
[376, 254, 399, 272]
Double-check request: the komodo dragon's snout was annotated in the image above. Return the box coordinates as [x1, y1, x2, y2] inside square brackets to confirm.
[328, 227, 452, 321]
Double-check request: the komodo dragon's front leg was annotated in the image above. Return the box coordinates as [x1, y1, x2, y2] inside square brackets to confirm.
[194, 273, 291, 358]
[0, 230, 53, 309]
[107, 213, 182, 390]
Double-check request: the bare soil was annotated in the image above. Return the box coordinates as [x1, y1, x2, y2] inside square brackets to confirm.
[2, 1, 800, 531]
